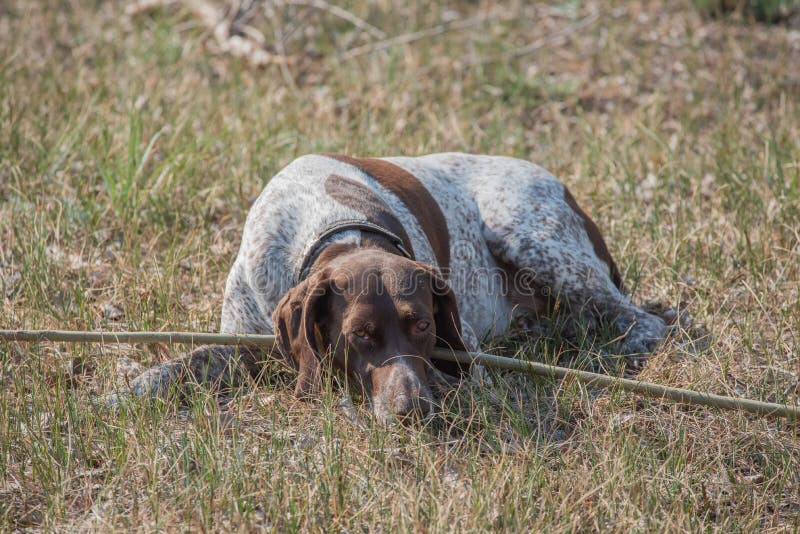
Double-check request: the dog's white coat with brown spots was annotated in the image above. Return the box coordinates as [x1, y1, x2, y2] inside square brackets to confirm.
[223, 153, 663, 351]
[121, 153, 666, 422]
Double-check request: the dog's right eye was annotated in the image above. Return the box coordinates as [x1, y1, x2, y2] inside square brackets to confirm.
[352, 328, 369, 339]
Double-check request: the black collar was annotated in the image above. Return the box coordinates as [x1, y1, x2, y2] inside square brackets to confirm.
[296, 220, 414, 283]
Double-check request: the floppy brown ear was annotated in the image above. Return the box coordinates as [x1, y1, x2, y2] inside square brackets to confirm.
[272, 272, 331, 398]
[423, 266, 470, 377]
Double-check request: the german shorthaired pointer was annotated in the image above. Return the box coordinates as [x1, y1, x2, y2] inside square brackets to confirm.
[122, 153, 666, 422]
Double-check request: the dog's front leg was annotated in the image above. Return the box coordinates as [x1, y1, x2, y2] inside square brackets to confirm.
[106, 344, 266, 405]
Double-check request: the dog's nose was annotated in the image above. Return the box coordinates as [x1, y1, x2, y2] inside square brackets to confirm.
[390, 392, 430, 419]
[370, 359, 433, 423]
[388, 376, 432, 420]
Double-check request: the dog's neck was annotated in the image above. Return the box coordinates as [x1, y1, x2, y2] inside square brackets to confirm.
[298, 224, 414, 282]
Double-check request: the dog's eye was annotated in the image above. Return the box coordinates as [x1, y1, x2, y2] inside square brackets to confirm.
[353, 328, 369, 338]
[415, 320, 430, 332]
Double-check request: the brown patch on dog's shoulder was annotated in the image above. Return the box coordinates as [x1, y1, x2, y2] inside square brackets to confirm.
[324, 154, 451, 272]
[562, 186, 624, 290]
[324, 174, 415, 256]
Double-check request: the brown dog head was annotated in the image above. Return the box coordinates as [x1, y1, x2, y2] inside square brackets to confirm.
[272, 247, 465, 423]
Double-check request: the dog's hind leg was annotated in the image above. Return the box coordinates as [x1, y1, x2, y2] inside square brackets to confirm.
[473, 167, 666, 361]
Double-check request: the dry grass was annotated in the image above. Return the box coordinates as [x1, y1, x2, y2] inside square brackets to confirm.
[1, 0, 799, 531]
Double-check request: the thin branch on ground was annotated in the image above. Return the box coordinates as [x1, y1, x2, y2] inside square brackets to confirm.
[340, 13, 501, 60]
[278, 0, 386, 39]
[462, 12, 600, 68]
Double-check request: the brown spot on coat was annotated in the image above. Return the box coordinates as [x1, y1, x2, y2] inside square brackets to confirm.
[562, 186, 624, 290]
[324, 154, 451, 273]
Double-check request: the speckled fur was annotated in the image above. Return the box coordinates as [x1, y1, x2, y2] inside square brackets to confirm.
[384, 153, 665, 355]
[118, 153, 665, 406]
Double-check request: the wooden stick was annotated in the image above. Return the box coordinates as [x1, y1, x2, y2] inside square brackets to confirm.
[0, 329, 277, 348]
[2, 329, 797, 421]
[431, 348, 800, 421]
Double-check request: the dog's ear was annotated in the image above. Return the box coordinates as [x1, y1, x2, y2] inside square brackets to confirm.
[272, 271, 331, 398]
[418, 264, 470, 377]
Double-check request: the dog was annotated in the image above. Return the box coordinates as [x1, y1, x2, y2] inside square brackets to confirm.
[122, 153, 666, 423]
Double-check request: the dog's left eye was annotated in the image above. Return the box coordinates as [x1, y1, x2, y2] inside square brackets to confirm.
[352, 328, 369, 338]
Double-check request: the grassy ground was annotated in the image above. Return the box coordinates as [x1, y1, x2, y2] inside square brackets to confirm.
[1, 0, 799, 531]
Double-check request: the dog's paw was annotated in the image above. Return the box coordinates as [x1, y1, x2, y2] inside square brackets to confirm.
[617, 312, 666, 363]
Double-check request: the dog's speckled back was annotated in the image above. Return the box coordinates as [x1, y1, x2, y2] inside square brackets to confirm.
[221, 153, 665, 355]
